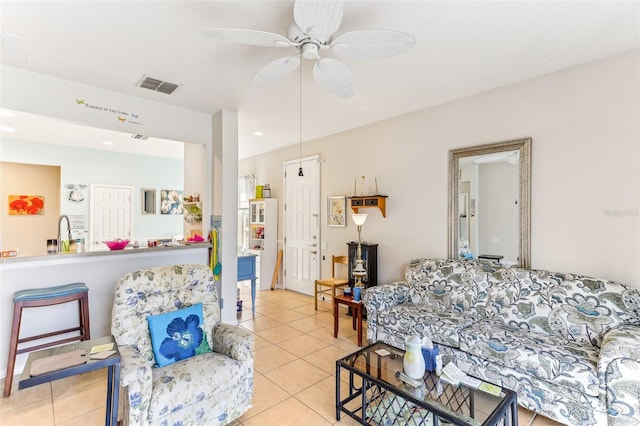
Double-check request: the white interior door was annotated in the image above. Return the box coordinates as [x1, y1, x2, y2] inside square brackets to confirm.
[90, 185, 132, 249]
[283, 156, 320, 295]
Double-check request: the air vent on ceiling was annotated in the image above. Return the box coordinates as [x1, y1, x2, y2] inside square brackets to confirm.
[136, 75, 180, 95]
[131, 134, 149, 140]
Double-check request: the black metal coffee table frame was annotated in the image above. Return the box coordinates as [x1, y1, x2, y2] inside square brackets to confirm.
[336, 341, 518, 426]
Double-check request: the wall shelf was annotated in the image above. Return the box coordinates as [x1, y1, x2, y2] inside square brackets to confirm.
[349, 196, 388, 217]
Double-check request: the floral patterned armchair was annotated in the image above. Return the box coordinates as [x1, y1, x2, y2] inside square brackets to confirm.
[363, 258, 640, 426]
[112, 264, 253, 426]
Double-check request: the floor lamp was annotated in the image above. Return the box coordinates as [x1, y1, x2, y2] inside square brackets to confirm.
[351, 213, 368, 288]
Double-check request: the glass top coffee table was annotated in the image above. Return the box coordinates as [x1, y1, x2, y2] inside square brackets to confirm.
[336, 341, 517, 426]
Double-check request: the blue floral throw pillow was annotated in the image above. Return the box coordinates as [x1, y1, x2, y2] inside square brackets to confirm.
[147, 304, 211, 367]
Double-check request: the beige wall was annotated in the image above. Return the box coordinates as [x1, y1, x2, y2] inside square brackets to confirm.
[239, 50, 639, 289]
[0, 162, 61, 256]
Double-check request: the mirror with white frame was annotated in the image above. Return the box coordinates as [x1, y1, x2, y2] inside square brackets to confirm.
[448, 138, 531, 268]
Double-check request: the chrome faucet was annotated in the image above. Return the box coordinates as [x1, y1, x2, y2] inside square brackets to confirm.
[57, 215, 72, 252]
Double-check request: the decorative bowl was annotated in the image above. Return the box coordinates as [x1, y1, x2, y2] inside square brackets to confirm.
[105, 239, 130, 250]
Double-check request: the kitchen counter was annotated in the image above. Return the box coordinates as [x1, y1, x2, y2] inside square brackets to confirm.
[0, 243, 212, 264]
[0, 243, 212, 380]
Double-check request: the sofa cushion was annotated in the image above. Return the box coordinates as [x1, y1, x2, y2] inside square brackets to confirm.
[459, 319, 600, 397]
[484, 268, 640, 348]
[405, 259, 500, 319]
[148, 351, 248, 422]
[378, 304, 479, 348]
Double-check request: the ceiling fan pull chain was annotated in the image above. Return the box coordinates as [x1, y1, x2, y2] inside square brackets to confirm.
[298, 51, 304, 177]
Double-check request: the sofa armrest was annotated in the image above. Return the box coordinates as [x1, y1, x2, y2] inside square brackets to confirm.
[118, 345, 153, 426]
[598, 324, 640, 423]
[362, 281, 410, 344]
[212, 323, 254, 367]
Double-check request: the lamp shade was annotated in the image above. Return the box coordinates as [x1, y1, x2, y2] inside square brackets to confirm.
[351, 213, 368, 226]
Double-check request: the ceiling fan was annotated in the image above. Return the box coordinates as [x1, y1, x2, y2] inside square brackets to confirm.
[202, 0, 416, 99]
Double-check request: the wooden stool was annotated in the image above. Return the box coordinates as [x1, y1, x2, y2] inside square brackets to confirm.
[4, 283, 90, 397]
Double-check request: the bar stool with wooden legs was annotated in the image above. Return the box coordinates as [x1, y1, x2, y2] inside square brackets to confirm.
[3, 282, 90, 397]
[314, 255, 349, 312]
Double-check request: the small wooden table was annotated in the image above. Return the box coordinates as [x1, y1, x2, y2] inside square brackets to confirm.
[19, 335, 120, 426]
[333, 294, 364, 347]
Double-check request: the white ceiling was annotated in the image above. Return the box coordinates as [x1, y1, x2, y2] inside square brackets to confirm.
[1, 1, 638, 160]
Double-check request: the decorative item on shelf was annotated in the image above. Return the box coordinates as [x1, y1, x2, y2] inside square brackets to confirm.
[352, 176, 381, 197]
[182, 202, 202, 224]
[183, 193, 200, 202]
[351, 213, 368, 289]
[403, 335, 426, 380]
[262, 184, 271, 198]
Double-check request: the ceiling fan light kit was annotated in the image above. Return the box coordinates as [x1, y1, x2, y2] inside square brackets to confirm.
[203, 0, 416, 99]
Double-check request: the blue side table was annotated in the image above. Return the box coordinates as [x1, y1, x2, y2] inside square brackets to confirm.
[237, 254, 258, 315]
[19, 335, 120, 426]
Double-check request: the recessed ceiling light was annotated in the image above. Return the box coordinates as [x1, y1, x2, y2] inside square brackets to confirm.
[253, 131, 264, 136]
[102, 140, 114, 145]
[1, 126, 16, 132]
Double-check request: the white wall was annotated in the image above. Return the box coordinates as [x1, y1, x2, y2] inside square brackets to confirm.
[1, 138, 184, 247]
[239, 50, 640, 289]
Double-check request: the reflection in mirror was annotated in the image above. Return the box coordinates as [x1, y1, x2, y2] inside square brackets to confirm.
[448, 138, 531, 268]
[142, 188, 156, 214]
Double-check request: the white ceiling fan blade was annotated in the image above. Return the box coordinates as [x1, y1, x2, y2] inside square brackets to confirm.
[253, 56, 301, 88]
[294, 0, 343, 40]
[202, 28, 293, 48]
[331, 30, 416, 60]
[313, 58, 354, 99]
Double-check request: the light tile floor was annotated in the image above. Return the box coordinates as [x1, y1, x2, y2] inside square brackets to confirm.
[0, 283, 564, 425]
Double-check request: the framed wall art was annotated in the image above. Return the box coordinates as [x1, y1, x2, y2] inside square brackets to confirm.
[8, 195, 44, 215]
[160, 189, 183, 215]
[327, 195, 346, 227]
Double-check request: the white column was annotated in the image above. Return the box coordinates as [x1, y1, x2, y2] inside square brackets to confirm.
[212, 110, 239, 324]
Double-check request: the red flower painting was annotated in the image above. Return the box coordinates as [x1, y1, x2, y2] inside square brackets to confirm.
[8, 195, 45, 215]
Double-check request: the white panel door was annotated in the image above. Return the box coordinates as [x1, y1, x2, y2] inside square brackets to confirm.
[90, 185, 132, 249]
[283, 156, 320, 295]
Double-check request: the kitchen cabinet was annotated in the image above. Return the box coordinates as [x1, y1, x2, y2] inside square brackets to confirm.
[249, 199, 277, 290]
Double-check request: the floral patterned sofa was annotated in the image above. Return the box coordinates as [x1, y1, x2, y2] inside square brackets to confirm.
[112, 264, 253, 426]
[363, 258, 640, 426]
